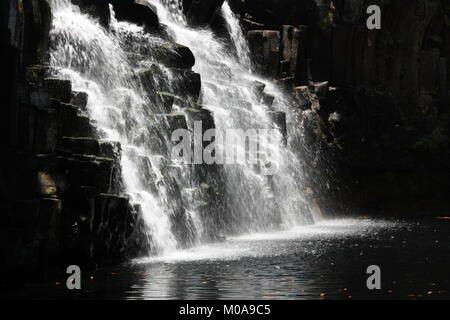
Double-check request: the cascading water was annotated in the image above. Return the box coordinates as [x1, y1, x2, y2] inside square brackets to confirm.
[48, 0, 315, 257]
[49, 0, 181, 254]
[149, 0, 315, 231]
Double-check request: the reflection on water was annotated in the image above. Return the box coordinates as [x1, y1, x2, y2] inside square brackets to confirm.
[8, 218, 450, 300]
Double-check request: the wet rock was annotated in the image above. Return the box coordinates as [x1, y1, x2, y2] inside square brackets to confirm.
[261, 92, 275, 108]
[61, 137, 101, 156]
[111, 0, 159, 31]
[228, 0, 318, 26]
[151, 43, 195, 69]
[169, 68, 202, 105]
[93, 194, 130, 261]
[184, 0, 225, 25]
[70, 91, 89, 111]
[99, 140, 122, 159]
[251, 80, 266, 99]
[43, 79, 72, 103]
[247, 30, 280, 77]
[57, 155, 115, 194]
[33, 107, 59, 153]
[291, 26, 309, 85]
[72, 0, 110, 28]
[138, 65, 173, 113]
[184, 108, 215, 133]
[312, 81, 329, 100]
[267, 111, 287, 142]
[294, 86, 313, 110]
[52, 101, 98, 138]
[36, 171, 58, 198]
[26, 65, 52, 86]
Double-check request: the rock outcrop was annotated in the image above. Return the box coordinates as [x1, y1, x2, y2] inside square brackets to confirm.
[229, 0, 450, 216]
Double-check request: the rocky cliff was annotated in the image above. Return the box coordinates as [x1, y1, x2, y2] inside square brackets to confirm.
[1, 0, 449, 287]
[228, 0, 450, 216]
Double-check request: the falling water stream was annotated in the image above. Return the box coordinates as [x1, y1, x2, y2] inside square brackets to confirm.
[49, 0, 314, 256]
[11, 0, 450, 300]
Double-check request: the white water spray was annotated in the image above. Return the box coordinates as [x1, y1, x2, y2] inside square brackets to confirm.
[48, 0, 314, 256]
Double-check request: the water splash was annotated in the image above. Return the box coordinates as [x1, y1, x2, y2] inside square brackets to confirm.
[49, 0, 180, 254]
[48, 0, 314, 257]
[149, 0, 314, 232]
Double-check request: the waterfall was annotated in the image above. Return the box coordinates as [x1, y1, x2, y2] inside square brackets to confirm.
[48, 0, 314, 257]
[149, 0, 314, 231]
[49, 0, 181, 254]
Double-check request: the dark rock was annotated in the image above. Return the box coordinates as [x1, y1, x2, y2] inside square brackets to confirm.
[261, 93, 275, 108]
[151, 43, 195, 69]
[169, 68, 202, 105]
[291, 26, 309, 85]
[43, 78, 72, 103]
[26, 65, 52, 86]
[228, 0, 318, 26]
[70, 91, 89, 111]
[34, 107, 58, 153]
[312, 81, 329, 100]
[110, 0, 159, 31]
[138, 64, 173, 113]
[247, 30, 280, 77]
[154, 112, 188, 133]
[99, 140, 122, 159]
[294, 86, 313, 110]
[184, 0, 225, 25]
[419, 49, 440, 94]
[58, 155, 115, 194]
[72, 0, 110, 28]
[184, 108, 215, 133]
[52, 101, 98, 138]
[61, 137, 101, 156]
[267, 111, 287, 141]
[93, 194, 130, 261]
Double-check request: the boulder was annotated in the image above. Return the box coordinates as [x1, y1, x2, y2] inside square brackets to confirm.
[72, 0, 110, 28]
[169, 68, 202, 105]
[151, 43, 195, 69]
[110, 0, 159, 31]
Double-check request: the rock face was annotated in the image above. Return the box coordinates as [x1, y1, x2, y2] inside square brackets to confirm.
[110, 0, 159, 31]
[229, 0, 450, 216]
[1, 0, 449, 287]
[0, 0, 227, 285]
[183, 0, 225, 25]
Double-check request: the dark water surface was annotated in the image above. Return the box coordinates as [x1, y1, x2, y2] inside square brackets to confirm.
[7, 218, 450, 300]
